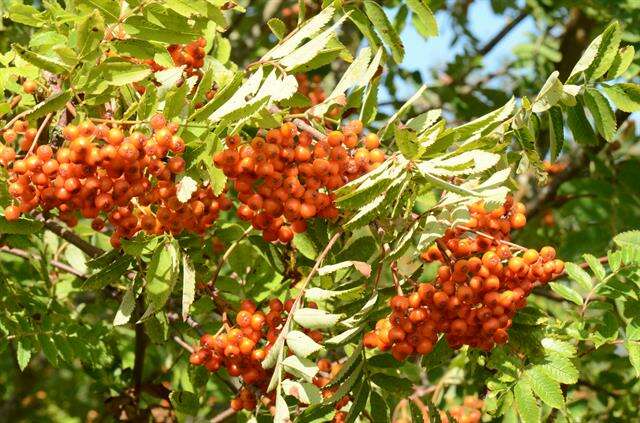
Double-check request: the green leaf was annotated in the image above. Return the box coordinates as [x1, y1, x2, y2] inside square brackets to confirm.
[282, 355, 318, 382]
[549, 282, 583, 305]
[541, 338, 577, 357]
[275, 388, 290, 422]
[364, 1, 404, 64]
[182, 255, 196, 321]
[97, 59, 152, 86]
[38, 334, 59, 366]
[371, 373, 413, 397]
[346, 8, 382, 50]
[305, 285, 365, 301]
[81, 0, 120, 22]
[76, 11, 105, 60]
[326, 361, 363, 404]
[317, 261, 371, 278]
[27, 91, 74, 121]
[607, 46, 635, 79]
[280, 15, 348, 71]
[566, 101, 598, 146]
[293, 308, 342, 330]
[282, 380, 322, 405]
[602, 83, 640, 113]
[124, 16, 199, 44]
[586, 22, 621, 81]
[79, 256, 131, 290]
[583, 87, 616, 142]
[327, 344, 363, 388]
[569, 21, 621, 82]
[143, 239, 180, 319]
[169, 390, 199, 415]
[514, 378, 540, 423]
[626, 341, 640, 377]
[526, 366, 564, 409]
[548, 106, 564, 161]
[345, 380, 370, 423]
[532, 71, 563, 113]
[190, 71, 243, 122]
[7, 4, 45, 27]
[293, 232, 318, 260]
[113, 286, 136, 326]
[369, 391, 389, 422]
[268, 18, 288, 40]
[582, 254, 606, 281]
[0, 217, 44, 234]
[164, 83, 189, 119]
[564, 262, 593, 290]
[324, 327, 362, 346]
[286, 330, 324, 357]
[407, 0, 438, 38]
[13, 44, 70, 74]
[265, 6, 335, 60]
[613, 230, 640, 248]
[626, 319, 640, 341]
[395, 125, 421, 159]
[541, 357, 578, 385]
[16, 340, 32, 371]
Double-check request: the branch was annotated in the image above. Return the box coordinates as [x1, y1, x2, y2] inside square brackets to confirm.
[477, 11, 529, 56]
[0, 246, 86, 278]
[40, 218, 105, 258]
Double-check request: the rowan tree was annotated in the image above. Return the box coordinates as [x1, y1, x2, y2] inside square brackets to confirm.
[1, 1, 640, 422]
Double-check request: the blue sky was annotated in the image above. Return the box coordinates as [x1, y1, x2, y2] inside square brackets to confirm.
[390, 0, 536, 99]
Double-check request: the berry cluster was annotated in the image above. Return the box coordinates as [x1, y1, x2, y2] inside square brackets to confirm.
[441, 396, 484, 423]
[168, 38, 207, 77]
[190, 299, 324, 411]
[364, 198, 565, 359]
[213, 121, 385, 242]
[1, 114, 230, 248]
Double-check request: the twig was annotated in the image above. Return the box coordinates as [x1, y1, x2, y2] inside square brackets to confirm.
[172, 335, 194, 353]
[210, 226, 253, 285]
[210, 407, 236, 423]
[40, 218, 104, 258]
[292, 117, 325, 140]
[435, 239, 455, 265]
[477, 11, 529, 56]
[28, 112, 53, 155]
[457, 226, 527, 251]
[0, 246, 86, 278]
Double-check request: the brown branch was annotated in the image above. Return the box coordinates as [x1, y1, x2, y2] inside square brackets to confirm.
[478, 11, 529, 56]
[0, 246, 86, 278]
[292, 117, 325, 140]
[40, 218, 105, 258]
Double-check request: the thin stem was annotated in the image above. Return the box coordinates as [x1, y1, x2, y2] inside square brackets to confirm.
[457, 226, 527, 252]
[210, 226, 253, 285]
[292, 117, 325, 140]
[132, 296, 147, 402]
[0, 246, 86, 278]
[28, 112, 53, 155]
[210, 407, 236, 423]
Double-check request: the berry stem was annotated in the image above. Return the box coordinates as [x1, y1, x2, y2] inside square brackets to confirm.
[28, 112, 53, 155]
[457, 225, 527, 252]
